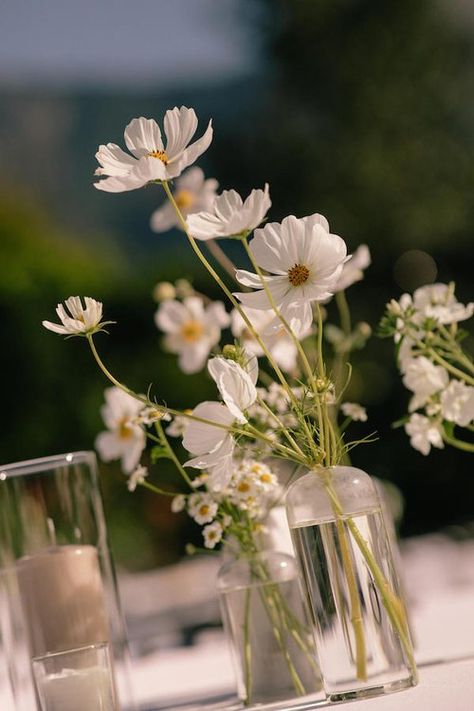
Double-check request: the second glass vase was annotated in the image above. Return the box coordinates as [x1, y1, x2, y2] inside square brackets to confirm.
[218, 550, 324, 706]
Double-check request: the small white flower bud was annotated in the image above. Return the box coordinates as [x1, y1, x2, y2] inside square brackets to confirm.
[153, 282, 176, 302]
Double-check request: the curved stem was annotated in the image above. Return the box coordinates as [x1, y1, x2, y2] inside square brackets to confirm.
[205, 239, 241, 285]
[442, 432, 474, 452]
[427, 350, 474, 386]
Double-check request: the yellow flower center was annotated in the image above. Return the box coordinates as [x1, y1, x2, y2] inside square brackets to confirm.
[175, 189, 195, 211]
[199, 504, 210, 516]
[149, 150, 169, 164]
[259, 473, 272, 484]
[180, 320, 204, 343]
[288, 263, 310, 286]
[119, 418, 133, 440]
[237, 480, 251, 493]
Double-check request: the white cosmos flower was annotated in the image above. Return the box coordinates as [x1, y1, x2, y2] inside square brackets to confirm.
[186, 185, 271, 240]
[95, 387, 146, 473]
[440, 380, 474, 426]
[405, 413, 444, 455]
[183, 359, 258, 490]
[235, 214, 348, 334]
[231, 302, 311, 372]
[207, 357, 258, 423]
[402, 356, 449, 411]
[333, 245, 371, 292]
[43, 296, 107, 336]
[203, 521, 223, 549]
[94, 107, 213, 192]
[155, 296, 230, 374]
[413, 283, 474, 325]
[127, 465, 148, 492]
[150, 167, 218, 233]
[341, 402, 368, 422]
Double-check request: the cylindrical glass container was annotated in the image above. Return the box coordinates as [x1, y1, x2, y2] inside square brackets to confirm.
[286, 466, 417, 702]
[217, 550, 325, 706]
[0, 452, 134, 710]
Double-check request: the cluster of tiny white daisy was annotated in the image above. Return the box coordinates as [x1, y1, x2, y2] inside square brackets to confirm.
[382, 283, 474, 455]
[170, 458, 280, 549]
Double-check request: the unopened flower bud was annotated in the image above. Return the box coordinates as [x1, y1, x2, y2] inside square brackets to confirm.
[357, 322, 372, 338]
[153, 281, 176, 302]
[175, 279, 194, 298]
[185, 543, 197, 556]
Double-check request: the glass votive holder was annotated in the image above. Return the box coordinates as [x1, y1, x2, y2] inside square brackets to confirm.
[32, 642, 116, 711]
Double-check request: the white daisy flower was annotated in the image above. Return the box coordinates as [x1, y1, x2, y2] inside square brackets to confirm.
[155, 296, 230, 374]
[150, 167, 218, 233]
[94, 107, 213, 193]
[186, 185, 271, 240]
[402, 356, 449, 411]
[183, 360, 258, 490]
[127, 465, 148, 492]
[189, 494, 218, 525]
[231, 303, 311, 372]
[95, 387, 146, 473]
[405, 413, 444, 455]
[171, 494, 186, 513]
[42, 296, 108, 337]
[235, 214, 348, 334]
[203, 521, 223, 549]
[413, 283, 474, 325]
[440, 380, 474, 427]
[333, 244, 371, 292]
[341, 402, 368, 422]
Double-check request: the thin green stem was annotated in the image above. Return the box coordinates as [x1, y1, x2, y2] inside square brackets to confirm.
[205, 239, 241, 285]
[155, 420, 193, 487]
[427, 350, 474, 386]
[243, 587, 253, 704]
[442, 432, 474, 452]
[256, 396, 306, 458]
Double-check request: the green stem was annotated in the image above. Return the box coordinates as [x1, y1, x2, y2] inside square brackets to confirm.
[205, 239, 241, 285]
[243, 587, 253, 704]
[442, 432, 474, 452]
[155, 420, 193, 487]
[428, 350, 474, 386]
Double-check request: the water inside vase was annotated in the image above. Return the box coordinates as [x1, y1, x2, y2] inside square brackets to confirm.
[220, 575, 323, 704]
[290, 507, 414, 699]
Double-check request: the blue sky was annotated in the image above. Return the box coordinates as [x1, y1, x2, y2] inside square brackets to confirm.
[0, 0, 260, 88]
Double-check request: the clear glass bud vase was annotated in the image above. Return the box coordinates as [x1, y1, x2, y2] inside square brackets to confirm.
[286, 466, 417, 702]
[217, 550, 325, 706]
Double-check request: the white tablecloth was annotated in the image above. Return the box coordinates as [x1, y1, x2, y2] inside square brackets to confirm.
[128, 533, 474, 710]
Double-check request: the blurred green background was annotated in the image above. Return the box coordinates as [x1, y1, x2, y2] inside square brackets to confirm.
[1, 0, 474, 569]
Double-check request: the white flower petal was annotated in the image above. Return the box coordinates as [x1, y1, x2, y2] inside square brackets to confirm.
[182, 401, 234, 456]
[124, 117, 163, 158]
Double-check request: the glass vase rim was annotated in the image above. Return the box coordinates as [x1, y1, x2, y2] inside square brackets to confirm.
[0, 451, 97, 479]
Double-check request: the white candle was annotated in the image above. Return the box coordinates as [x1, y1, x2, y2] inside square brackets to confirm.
[16, 545, 109, 657]
[37, 665, 115, 711]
